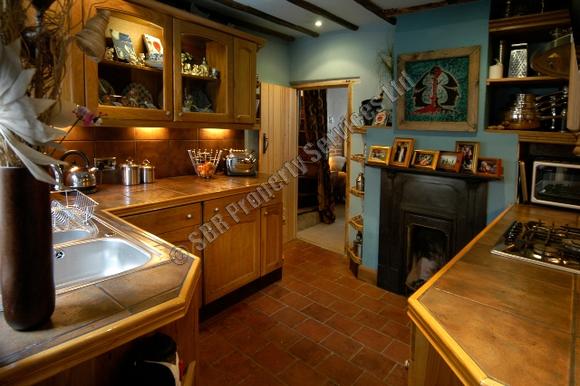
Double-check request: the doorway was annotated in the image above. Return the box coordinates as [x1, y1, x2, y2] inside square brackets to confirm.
[296, 84, 349, 254]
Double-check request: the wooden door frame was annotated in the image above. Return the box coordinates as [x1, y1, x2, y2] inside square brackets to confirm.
[293, 78, 358, 260]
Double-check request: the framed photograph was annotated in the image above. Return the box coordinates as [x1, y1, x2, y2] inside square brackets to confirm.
[373, 110, 387, 126]
[367, 146, 391, 165]
[110, 29, 138, 64]
[397, 46, 480, 132]
[437, 151, 464, 173]
[477, 158, 502, 177]
[455, 141, 480, 173]
[411, 150, 440, 170]
[390, 138, 415, 168]
[143, 33, 163, 56]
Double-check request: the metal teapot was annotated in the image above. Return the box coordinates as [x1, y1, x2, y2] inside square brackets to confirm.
[51, 150, 98, 193]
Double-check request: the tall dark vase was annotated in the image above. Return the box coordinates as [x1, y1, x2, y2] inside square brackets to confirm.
[0, 167, 55, 330]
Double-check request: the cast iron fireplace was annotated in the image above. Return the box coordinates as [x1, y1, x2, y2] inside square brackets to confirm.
[377, 168, 489, 295]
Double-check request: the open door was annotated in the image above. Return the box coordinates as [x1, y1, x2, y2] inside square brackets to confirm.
[259, 83, 299, 243]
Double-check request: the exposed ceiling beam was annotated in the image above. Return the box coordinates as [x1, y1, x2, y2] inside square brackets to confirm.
[383, 0, 476, 17]
[196, 4, 296, 41]
[353, 0, 396, 25]
[286, 0, 359, 31]
[210, 0, 320, 37]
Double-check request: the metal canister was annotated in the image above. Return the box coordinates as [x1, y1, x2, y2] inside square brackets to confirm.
[355, 172, 365, 192]
[140, 159, 156, 184]
[120, 158, 140, 185]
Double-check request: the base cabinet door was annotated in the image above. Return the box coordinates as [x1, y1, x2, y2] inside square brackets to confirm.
[203, 196, 260, 303]
[261, 202, 283, 275]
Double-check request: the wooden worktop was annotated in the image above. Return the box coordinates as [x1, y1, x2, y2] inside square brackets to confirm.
[408, 205, 580, 386]
[0, 174, 271, 385]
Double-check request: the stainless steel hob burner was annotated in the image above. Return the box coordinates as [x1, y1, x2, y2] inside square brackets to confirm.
[491, 220, 580, 273]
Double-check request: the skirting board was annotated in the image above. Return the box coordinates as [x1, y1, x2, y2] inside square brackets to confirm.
[358, 265, 377, 285]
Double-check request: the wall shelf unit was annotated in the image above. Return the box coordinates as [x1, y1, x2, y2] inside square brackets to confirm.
[486, 76, 567, 86]
[100, 59, 164, 74]
[350, 187, 365, 198]
[350, 154, 365, 164]
[348, 215, 364, 232]
[347, 248, 362, 265]
[485, 128, 579, 145]
[489, 9, 570, 36]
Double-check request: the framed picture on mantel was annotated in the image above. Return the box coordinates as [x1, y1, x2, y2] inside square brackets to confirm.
[397, 45, 480, 132]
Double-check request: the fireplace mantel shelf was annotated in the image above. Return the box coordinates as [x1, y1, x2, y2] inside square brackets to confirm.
[366, 163, 503, 182]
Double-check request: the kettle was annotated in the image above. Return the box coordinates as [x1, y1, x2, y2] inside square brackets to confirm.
[51, 150, 98, 193]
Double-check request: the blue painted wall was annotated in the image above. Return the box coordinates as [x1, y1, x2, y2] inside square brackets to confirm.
[362, 0, 519, 269]
[257, 35, 292, 86]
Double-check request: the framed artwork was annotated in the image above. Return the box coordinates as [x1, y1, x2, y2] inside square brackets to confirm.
[373, 110, 387, 126]
[437, 151, 464, 173]
[143, 33, 164, 55]
[455, 141, 480, 173]
[477, 158, 502, 177]
[367, 146, 391, 165]
[110, 29, 138, 64]
[390, 138, 415, 168]
[397, 46, 480, 132]
[411, 150, 440, 170]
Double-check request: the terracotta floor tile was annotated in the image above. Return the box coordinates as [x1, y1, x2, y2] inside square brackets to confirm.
[320, 331, 363, 359]
[353, 309, 390, 331]
[379, 303, 409, 326]
[295, 318, 334, 342]
[262, 283, 292, 299]
[199, 333, 235, 363]
[238, 309, 277, 332]
[357, 294, 388, 313]
[328, 299, 363, 318]
[352, 326, 393, 352]
[252, 342, 296, 374]
[353, 371, 389, 386]
[214, 350, 259, 383]
[226, 326, 270, 355]
[302, 303, 336, 323]
[281, 278, 316, 296]
[248, 294, 286, 315]
[316, 354, 363, 385]
[351, 347, 397, 380]
[358, 283, 388, 299]
[334, 275, 366, 289]
[199, 360, 229, 386]
[381, 291, 408, 309]
[289, 338, 331, 366]
[279, 291, 313, 310]
[238, 367, 286, 386]
[381, 320, 411, 343]
[384, 364, 408, 386]
[272, 306, 308, 327]
[264, 322, 303, 348]
[279, 360, 329, 386]
[383, 339, 411, 365]
[325, 314, 363, 336]
[307, 289, 341, 307]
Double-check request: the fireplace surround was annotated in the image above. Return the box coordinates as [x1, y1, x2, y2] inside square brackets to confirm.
[376, 167, 492, 295]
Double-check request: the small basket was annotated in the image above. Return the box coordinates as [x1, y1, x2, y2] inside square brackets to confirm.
[187, 149, 222, 178]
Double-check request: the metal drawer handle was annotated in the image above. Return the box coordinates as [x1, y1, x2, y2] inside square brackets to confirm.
[186, 214, 192, 219]
[264, 211, 269, 216]
[214, 207, 219, 213]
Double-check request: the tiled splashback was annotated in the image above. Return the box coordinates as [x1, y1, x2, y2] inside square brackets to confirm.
[59, 126, 245, 178]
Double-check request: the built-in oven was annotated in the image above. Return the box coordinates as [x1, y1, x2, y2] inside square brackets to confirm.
[531, 160, 580, 210]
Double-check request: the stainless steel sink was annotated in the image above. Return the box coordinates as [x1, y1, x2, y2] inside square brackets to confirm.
[54, 238, 152, 290]
[53, 229, 93, 244]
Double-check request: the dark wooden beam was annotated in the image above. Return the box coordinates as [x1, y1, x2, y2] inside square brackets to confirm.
[353, 0, 396, 25]
[210, 0, 319, 37]
[286, 0, 359, 31]
[383, 0, 476, 17]
[196, 5, 296, 41]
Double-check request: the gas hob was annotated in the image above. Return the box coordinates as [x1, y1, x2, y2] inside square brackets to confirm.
[491, 220, 580, 274]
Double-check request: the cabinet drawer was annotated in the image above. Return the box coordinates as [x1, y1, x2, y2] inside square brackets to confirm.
[204, 191, 281, 219]
[124, 203, 201, 235]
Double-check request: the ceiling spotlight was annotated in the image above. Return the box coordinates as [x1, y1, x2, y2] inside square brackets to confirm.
[315, 20, 322, 27]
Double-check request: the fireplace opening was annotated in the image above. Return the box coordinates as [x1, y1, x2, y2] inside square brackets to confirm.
[405, 225, 449, 293]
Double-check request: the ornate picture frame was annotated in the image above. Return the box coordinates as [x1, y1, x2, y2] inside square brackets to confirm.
[411, 150, 440, 170]
[437, 151, 464, 173]
[390, 138, 415, 168]
[455, 141, 480, 173]
[397, 46, 480, 132]
[367, 145, 391, 165]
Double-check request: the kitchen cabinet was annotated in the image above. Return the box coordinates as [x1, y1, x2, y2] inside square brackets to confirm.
[233, 38, 257, 123]
[261, 201, 283, 275]
[173, 20, 234, 123]
[123, 203, 201, 253]
[203, 193, 261, 303]
[84, 0, 174, 124]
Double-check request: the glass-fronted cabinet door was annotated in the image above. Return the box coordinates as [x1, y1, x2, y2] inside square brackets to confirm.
[174, 20, 233, 122]
[84, 0, 173, 124]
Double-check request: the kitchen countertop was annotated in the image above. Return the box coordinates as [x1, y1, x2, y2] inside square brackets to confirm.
[408, 205, 580, 386]
[0, 173, 271, 385]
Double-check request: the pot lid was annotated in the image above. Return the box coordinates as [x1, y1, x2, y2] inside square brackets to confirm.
[121, 157, 139, 169]
[140, 159, 155, 169]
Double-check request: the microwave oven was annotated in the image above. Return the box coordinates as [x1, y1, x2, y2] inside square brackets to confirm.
[531, 160, 580, 210]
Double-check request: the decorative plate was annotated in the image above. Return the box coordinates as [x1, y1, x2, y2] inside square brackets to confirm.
[98, 78, 115, 104]
[122, 83, 156, 109]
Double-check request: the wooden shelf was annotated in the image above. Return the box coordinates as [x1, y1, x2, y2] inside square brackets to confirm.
[350, 187, 364, 198]
[351, 154, 366, 164]
[489, 9, 570, 35]
[351, 125, 392, 134]
[347, 248, 362, 265]
[349, 215, 364, 232]
[182, 73, 220, 81]
[486, 76, 567, 86]
[100, 59, 163, 74]
[485, 128, 579, 145]
[366, 163, 503, 181]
